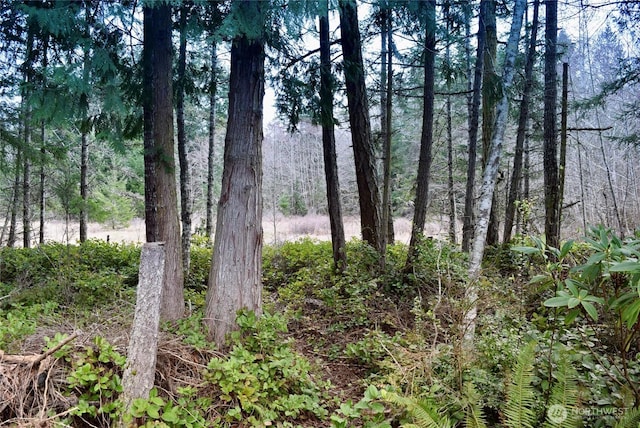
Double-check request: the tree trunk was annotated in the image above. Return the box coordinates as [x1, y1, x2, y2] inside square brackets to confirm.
[23, 136, 31, 249]
[380, 7, 394, 250]
[206, 40, 218, 241]
[143, 3, 184, 321]
[462, 0, 487, 252]
[481, 0, 500, 247]
[205, 12, 265, 347]
[503, 0, 540, 244]
[8, 149, 21, 248]
[465, 0, 526, 344]
[558, 61, 568, 237]
[80, 132, 89, 243]
[319, 4, 347, 271]
[176, 5, 192, 276]
[121, 242, 165, 416]
[338, 0, 382, 254]
[543, 0, 560, 250]
[406, 0, 436, 272]
[445, 1, 456, 244]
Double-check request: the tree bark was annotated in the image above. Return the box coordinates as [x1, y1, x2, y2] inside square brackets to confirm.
[406, 0, 436, 272]
[543, 0, 560, 250]
[206, 40, 218, 241]
[8, 149, 21, 248]
[380, 6, 394, 251]
[80, 132, 89, 243]
[503, 0, 540, 244]
[205, 8, 265, 347]
[23, 136, 31, 249]
[465, 0, 526, 344]
[319, 4, 347, 271]
[445, 1, 456, 244]
[143, 3, 184, 321]
[121, 242, 165, 415]
[462, 0, 487, 252]
[338, 0, 382, 254]
[176, 5, 192, 277]
[481, 0, 500, 247]
[558, 61, 568, 237]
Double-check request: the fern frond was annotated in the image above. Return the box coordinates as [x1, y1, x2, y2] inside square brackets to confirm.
[462, 382, 488, 428]
[381, 390, 453, 428]
[503, 341, 538, 428]
[615, 406, 640, 428]
[543, 352, 580, 428]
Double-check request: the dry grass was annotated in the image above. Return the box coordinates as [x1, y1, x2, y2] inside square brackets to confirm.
[37, 215, 455, 246]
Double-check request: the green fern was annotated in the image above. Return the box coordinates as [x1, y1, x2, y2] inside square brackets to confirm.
[381, 390, 453, 428]
[503, 342, 538, 428]
[615, 406, 640, 428]
[462, 382, 488, 428]
[543, 352, 580, 428]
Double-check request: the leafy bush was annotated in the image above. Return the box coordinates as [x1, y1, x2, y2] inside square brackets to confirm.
[0, 241, 139, 308]
[204, 310, 329, 426]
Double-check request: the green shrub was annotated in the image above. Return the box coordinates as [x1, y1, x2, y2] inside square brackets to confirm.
[204, 310, 329, 426]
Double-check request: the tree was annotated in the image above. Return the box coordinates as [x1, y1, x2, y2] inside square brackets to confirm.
[543, 0, 560, 250]
[465, 0, 526, 343]
[143, 1, 184, 321]
[176, 3, 192, 276]
[319, 2, 347, 270]
[503, 0, 540, 244]
[205, 0, 266, 347]
[338, 0, 382, 254]
[481, 0, 500, 247]
[405, 0, 436, 272]
[462, 0, 486, 252]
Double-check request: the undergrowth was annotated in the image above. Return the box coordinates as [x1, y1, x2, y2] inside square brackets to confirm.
[0, 232, 639, 427]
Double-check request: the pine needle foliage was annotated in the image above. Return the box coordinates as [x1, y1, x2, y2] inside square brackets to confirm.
[503, 342, 538, 428]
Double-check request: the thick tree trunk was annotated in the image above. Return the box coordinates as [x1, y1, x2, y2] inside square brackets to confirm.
[465, 0, 526, 344]
[543, 0, 560, 250]
[80, 132, 89, 243]
[481, 0, 500, 247]
[406, 0, 436, 272]
[503, 0, 540, 244]
[338, 0, 382, 253]
[176, 6, 192, 276]
[319, 6, 347, 271]
[205, 24, 265, 347]
[143, 3, 184, 321]
[206, 41, 218, 241]
[462, 0, 486, 252]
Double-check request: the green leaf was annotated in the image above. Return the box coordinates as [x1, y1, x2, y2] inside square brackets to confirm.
[582, 302, 598, 321]
[610, 260, 640, 273]
[512, 246, 542, 255]
[565, 279, 581, 296]
[567, 298, 580, 309]
[544, 296, 571, 308]
[559, 240, 574, 259]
